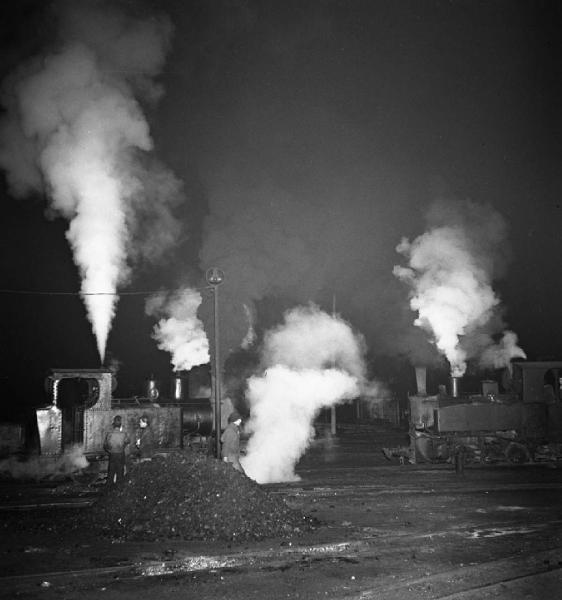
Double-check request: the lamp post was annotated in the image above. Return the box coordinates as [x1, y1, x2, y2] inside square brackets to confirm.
[206, 267, 224, 459]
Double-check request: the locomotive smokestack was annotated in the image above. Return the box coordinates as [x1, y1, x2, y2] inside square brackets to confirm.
[450, 375, 460, 398]
[415, 366, 427, 396]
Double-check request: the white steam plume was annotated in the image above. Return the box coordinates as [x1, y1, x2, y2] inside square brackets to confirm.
[243, 366, 359, 483]
[146, 288, 210, 372]
[0, 444, 88, 481]
[0, 2, 181, 362]
[241, 303, 256, 349]
[393, 199, 525, 376]
[261, 304, 366, 378]
[479, 331, 526, 373]
[241, 305, 365, 483]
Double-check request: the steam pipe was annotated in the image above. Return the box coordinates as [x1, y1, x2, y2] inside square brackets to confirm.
[415, 366, 427, 396]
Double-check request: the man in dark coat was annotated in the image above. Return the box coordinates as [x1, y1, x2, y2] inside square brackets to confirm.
[220, 410, 245, 474]
[135, 414, 155, 460]
[103, 415, 130, 486]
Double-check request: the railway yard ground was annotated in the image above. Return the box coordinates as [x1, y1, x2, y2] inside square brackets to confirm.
[1, 420, 561, 599]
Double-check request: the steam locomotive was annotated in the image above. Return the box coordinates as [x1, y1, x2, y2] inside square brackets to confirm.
[1, 366, 215, 462]
[408, 361, 562, 464]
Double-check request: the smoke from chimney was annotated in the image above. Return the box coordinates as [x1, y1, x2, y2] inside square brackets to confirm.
[145, 287, 210, 372]
[0, 1, 182, 362]
[393, 198, 525, 376]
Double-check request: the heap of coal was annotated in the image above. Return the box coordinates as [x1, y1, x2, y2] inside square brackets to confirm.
[86, 451, 316, 542]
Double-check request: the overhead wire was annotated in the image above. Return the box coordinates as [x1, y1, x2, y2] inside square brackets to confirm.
[0, 286, 212, 297]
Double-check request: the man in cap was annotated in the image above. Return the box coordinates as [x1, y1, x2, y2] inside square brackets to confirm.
[103, 415, 130, 486]
[220, 410, 245, 474]
[135, 414, 155, 461]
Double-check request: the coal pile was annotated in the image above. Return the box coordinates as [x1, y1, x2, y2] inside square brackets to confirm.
[86, 451, 316, 542]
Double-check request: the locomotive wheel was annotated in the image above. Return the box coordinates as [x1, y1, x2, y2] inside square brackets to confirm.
[505, 442, 530, 464]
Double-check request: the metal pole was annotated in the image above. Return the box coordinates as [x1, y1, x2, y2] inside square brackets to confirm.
[205, 266, 225, 460]
[214, 284, 221, 459]
[331, 294, 337, 435]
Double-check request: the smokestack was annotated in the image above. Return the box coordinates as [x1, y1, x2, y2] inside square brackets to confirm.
[450, 376, 460, 398]
[415, 366, 427, 396]
[171, 371, 189, 401]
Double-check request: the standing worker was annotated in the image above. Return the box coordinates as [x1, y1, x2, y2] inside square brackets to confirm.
[221, 410, 245, 474]
[103, 415, 130, 486]
[135, 414, 155, 460]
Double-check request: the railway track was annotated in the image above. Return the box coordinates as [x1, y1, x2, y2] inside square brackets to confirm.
[1, 517, 559, 590]
[434, 569, 562, 600]
[348, 546, 562, 599]
[271, 480, 562, 497]
[1, 461, 560, 598]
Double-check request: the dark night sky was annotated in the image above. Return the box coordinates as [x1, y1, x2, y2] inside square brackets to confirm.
[0, 0, 561, 403]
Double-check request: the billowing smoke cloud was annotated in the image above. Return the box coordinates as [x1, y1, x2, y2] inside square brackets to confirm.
[479, 331, 526, 372]
[260, 305, 366, 378]
[198, 161, 421, 368]
[241, 305, 365, 483]
[393, 199, 526, 376]
[0, 1, 183, 362]
[145, 287, 210, 372]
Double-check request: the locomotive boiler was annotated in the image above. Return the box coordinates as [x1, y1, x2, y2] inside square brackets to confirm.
[409, 361, 562, 464]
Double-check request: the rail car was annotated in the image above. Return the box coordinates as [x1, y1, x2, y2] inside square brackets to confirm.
[408, 361, 562, 465]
